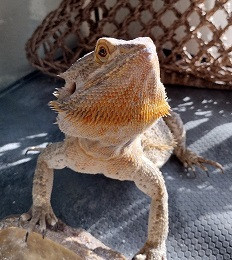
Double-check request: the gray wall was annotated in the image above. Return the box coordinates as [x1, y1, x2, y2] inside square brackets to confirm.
[0, 0, 62, 91]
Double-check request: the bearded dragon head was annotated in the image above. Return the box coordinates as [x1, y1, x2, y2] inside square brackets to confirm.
[50, 37, 170, 143]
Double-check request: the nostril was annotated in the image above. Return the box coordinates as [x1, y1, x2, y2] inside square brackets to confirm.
[69, 82, 76, 95]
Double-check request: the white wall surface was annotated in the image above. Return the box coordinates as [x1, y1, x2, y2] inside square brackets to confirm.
[0, 0, 62, 91]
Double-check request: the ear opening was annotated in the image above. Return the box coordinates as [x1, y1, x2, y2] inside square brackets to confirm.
[68, 82, 76, 95]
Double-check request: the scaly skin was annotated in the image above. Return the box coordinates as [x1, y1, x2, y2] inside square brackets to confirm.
[21, 37, 223, 260]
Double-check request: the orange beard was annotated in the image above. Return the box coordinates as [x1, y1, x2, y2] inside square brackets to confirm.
[50, 80, 170, 127]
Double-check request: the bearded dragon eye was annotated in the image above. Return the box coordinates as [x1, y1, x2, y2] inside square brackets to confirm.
[98, 47, 107, 57]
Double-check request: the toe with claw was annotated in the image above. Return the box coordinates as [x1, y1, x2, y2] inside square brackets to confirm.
[20, 204, 58, 242]
[180, 149, 224, 177]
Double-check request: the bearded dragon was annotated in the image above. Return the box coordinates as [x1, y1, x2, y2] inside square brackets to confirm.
[21, 37, 223, 260]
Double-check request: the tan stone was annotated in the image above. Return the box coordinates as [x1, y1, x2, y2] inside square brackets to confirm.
[0, 215, 127, 260]
[0, 227, 80, 260]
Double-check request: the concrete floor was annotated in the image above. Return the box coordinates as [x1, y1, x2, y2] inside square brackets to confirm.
[0, 72, 232, 259]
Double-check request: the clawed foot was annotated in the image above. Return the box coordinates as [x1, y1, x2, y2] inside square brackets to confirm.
[132, 242, 166, 260]
[20, 204, 58, 241]
[179, 149, 224, 178]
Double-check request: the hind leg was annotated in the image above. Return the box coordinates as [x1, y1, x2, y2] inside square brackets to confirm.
[163, 111, 223, 176]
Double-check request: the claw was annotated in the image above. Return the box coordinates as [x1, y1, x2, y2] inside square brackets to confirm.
[28, 215, 40, 231]
[180, 149, 224, 177]
[47, 212, 58, 227]
[20, 204, 58, 244]
[195, 162, 209, 177]
[50, 220, 64, 232]
[213, 162, 224, 174]
[42, 229, 46, 239]
[198, 157, 223, 172]
[25, 231, 29, 242]
[18, 216, 21, 228]
[39, 213, 46, 234]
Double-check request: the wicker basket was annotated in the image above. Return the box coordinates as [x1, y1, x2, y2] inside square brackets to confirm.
[26, 0, 232, 89]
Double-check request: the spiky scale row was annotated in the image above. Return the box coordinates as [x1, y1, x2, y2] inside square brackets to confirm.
[49, 95, 170, 127]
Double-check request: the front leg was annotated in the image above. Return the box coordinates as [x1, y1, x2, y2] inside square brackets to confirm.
[21, 142, 66, 235]
[106, 155, 168, 260]
[133, 157, 168, 260]
[164, 111, 223, 176]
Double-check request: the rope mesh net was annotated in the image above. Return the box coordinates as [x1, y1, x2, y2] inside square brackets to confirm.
[25, 0, 232, 89]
